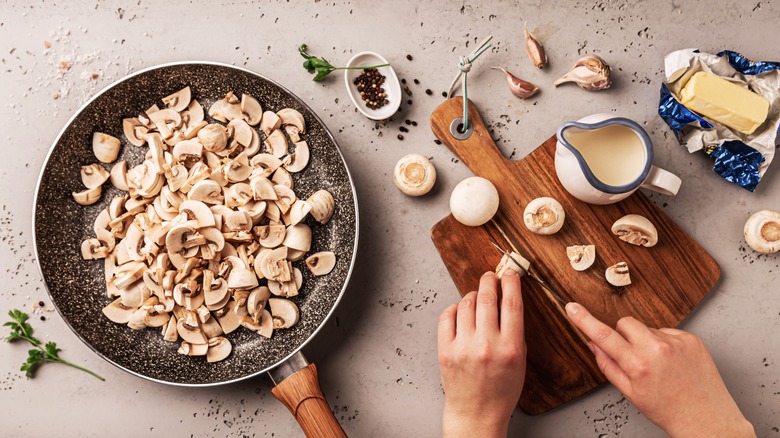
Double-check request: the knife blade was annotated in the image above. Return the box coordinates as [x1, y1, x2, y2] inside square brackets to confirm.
[491, 242, 568, 306]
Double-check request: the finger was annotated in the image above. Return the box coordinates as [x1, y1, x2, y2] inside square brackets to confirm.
[499, 270, 524, 342]
[615, 316, 652, 344]
[456, 291, 478, 335]
[437, 303, 458, 347]
[565, 302, 633, 368]
[476, 272, 500, 336]
[589, 342, 631, 394]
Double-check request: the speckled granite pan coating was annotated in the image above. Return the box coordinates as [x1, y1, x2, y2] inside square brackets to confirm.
[33, 63, 358, 385]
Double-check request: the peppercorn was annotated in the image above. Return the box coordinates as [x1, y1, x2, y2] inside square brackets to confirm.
[406, 54, 413, 61]
[425, 89, 433, 95]
[398, 134, 405, 140]
[354, 68, 390, 110]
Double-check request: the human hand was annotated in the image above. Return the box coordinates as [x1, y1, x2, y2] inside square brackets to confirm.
[565, 302, 755, 438]
[438, 271, 526, 438]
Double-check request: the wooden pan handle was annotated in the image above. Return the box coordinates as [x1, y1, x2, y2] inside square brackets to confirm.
[271, 363, 347, 438]
[430, 96, 510, 175]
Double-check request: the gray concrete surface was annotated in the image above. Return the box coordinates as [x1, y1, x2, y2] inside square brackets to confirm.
[1, 0, 779, 436]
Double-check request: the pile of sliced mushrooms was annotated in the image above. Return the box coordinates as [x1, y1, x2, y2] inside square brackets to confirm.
[73, 86, 338, 363]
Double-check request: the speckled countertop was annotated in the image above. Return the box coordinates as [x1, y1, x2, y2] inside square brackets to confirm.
[1, 1, 778, 437]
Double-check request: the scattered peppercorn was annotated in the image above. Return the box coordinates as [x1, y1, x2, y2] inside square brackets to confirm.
[406, 54, 413, 61]
[400, 126, 409, 133]
[434, 139, 443, 145]
[413, 79, 420, 85]
[411, 121, 418, 126]
[401, 78, 407, 84]
[403, 85, 413, 97]
[398, 134, 405, 140]
[441, 91, 448, 97]
[425, 89, 433, 95]
[405, 119, 411, 125]
[353, 68, 389, 110]
[407, 99, 412, 105]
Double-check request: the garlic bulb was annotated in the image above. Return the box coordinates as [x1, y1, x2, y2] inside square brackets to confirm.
[492, 67, 539, 99]
[524, 22, 547, 69]
[553, 54, 612, 91]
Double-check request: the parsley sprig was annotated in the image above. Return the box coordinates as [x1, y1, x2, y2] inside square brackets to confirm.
[4, 309, 104, 381]
[298, 44, 390, 81]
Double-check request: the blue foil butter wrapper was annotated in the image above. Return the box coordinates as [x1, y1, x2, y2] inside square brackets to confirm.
[659, 50, 780, 191]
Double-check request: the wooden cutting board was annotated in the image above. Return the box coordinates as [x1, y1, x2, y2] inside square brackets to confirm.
[429, 97, 720, 416]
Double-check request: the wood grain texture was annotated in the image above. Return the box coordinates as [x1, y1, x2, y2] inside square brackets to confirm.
[271, 363, 348, 438]
[429, 97, 721, 416]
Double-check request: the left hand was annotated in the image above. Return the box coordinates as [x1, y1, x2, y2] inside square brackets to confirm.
[438, 270, 527, 438]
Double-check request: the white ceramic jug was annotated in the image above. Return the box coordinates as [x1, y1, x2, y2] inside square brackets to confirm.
[554, 114, 681, 205]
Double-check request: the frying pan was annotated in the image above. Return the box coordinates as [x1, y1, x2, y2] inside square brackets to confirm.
[33, 62, 358, 437]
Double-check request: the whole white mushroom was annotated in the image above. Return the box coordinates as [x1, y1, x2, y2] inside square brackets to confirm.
[450, 177, 500, 227]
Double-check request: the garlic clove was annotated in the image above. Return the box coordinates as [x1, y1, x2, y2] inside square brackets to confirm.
[553, 54, 612, 91]
[492, 67, 539, 99]
[524, 22, 547, 69]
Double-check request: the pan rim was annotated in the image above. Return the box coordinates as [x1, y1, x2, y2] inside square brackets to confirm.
[31, 60, 360, 387]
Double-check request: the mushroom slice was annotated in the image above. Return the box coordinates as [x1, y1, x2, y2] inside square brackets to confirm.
[143, 306, 170, 328]
[274, 184, 297, 213]
[102, 298, 136, 324]
[606, 262, 631, 287]
[228, 118, 253, 147]
[224, 183, 253, 208]
[216, 301, 245, 334]
[188, 180, 224, 205]
[110, 160, 129, 191]
[268, 279, 299, 298]
[243, 128, 262, 157]
[162, 86, 191, 112]
[284, 125, 301, 143]
[81, 238, 110, 260]
[247, 286, 272, 316]
[256, 310, 273, 338]
[119, 280, 151, 308]
[149, 108, 182, 140]
[164, 164, 188, 192]
[183, 99, 205, 127]
[206, 336, 232, 363]
[259, 246, 291, 282]
[165, 224, 205, 257]
[72, 186, 102, 206]
[254, 224, 286, 248]
[81, 164, 110, 189]
[566, 245, 596, 271]
[495, 252, 531, 278]
[259, 110, 281, 136]
[271, 167, 293, 189]
[277, 108, 306, 134]
[394, 153, 437, 196]
[223, 210, 253, 232]
[268, 298, 300, 329]
[307, 190, 335, 224]
[224, 153, 252, 182]
[265, 130, 289, 158]
[524, 197, 565, 235]
[179, 200, 216, 228]
[287, 248, 307, 262]
[744, 210, 780, 254]
[250, 176, 278, 201]
[250, 153, 283, 178]
[198, 123, 228, 153]
[227, 266, 259, 290]
[172, 139, 203, 166]
[162, 315, 179, 342]
[123, 118, 147, 146]
[240, 94, 263, 126]
[305, 251, 336, 276]
[208, 92, 243, 122]
[612, 214, 658, 247]
[282, 224, 312, 252]
[177, 311, 208, 344]
[286, 200, 311, 226]
[93, 132, 121, 163]
[238, 200, 267, 225]
[283, 141, 310, 173]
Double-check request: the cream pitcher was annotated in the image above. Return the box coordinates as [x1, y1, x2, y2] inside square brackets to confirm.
[555, 114, 682, 205]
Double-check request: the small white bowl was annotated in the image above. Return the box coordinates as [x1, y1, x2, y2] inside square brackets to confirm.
[344, 51, 401, 121]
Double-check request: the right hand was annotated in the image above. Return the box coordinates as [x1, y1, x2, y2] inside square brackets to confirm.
[565, 302, 755, 438]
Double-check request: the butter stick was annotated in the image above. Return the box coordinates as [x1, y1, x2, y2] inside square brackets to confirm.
[679, 71, 769, 135]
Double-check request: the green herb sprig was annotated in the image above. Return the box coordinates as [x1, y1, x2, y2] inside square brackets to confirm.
[298, 44, 390, 81]
[4, 309, 104, 381]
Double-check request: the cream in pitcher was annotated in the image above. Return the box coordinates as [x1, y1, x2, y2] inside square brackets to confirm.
[555, 114, 682, 205]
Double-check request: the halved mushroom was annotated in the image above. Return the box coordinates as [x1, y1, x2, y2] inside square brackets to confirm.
[102, 297, 136, 324]
[72, 186, 102, 205]
[268, 297, 300, 329]
[524, 197, 565, 235]
[198, 123, 228, 153]
[265, 130, 288, 158]
[277, 108, 306, 134]
[81, 164, 110, 189]
[744, 210, 780, 254]
[250, 154, 283, 178]
[282, 224, 312, 252]
[162, 86, 191, 112]
[110, 160, 129, 191]
[259, 111, 281, 136]
[123, 118, 148, 147]
[258, 246, 291, 282]
[180, 162, 210, 194]
[164, 164, 188, 192]
[179, 200, 216, 228]
[206, 336, 232, 363]
[307, 190, 334, 224]
[172, 139, 203, 166]
[605, 262, 631, 287]
[204, 277, 230, 311]
[566, 245, 596, 271]
[495, 252, 531, 278]
[119, 280, 151, 308]
[188, 180, 224, 205]
[305, 251, 336, 276]
[612, 214, 658, 247]
[149, 108, 182, 140]
[93, 132, 121, 163]
[283, 141, 310, 173]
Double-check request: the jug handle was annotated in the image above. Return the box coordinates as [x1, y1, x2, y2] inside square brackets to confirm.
[640, 166, 682, 196]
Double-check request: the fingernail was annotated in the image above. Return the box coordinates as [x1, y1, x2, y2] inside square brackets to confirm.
[565, 302, 580, 316]
[504, 269, 517, 277]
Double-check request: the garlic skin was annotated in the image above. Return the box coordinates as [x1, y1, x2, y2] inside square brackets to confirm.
[553, 54, 612, 91]
[492, 67, 539, 99]
[524, 23, 547, 69]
